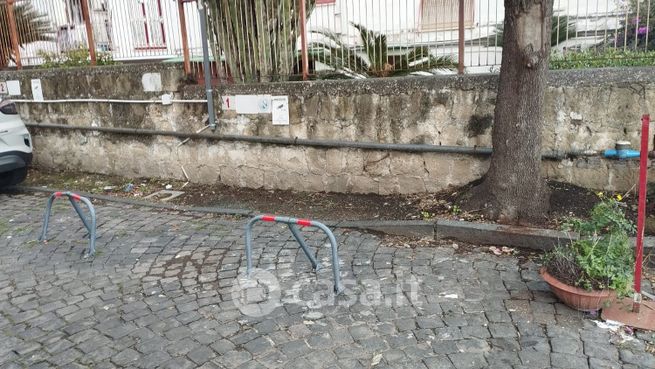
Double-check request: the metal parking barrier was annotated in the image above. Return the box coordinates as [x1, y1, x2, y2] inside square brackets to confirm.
[39, 191, 97, 257]
[245, 215, 344, 294]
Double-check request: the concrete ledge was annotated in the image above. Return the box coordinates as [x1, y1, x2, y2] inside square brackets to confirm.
[337, 220, 435, 238]
[436, 219, 577, 251]
[11, 186, 253, 217]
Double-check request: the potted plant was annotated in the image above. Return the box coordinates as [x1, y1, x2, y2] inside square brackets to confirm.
[541, 195, 635, 311]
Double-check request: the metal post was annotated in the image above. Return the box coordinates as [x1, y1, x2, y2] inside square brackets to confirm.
[634, 114, 650, 313]
[178, 0, 191, 75]
[299, 0, 310, 80]
[457, 0, 465, 75]
[197, 1, 216, 131]
[80, 0, 97, 65]
[288, 224, 320, 271]
[39, 192, 97, 257]
[244, 215, 344, 294]
[6, 0, 22, 69]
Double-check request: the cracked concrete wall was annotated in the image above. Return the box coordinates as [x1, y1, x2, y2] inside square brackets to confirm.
[2, 65, 654, 194]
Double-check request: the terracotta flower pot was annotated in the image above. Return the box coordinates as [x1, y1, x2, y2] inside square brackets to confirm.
[540, 268, 616, 312]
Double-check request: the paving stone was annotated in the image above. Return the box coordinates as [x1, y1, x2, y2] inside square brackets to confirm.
[349, 325, 375, 340]
[160, 357, 197, 369]
[218, 350, 252, 368]
[583, 341, 618, 361]
[423, 356, 455, 369]
[244, 336, 273, 355]
[588, 358, 620, 369]
[550, 352, 589, 369]
[460, 325, 490, 339]
[111, 348, 140, 366]
[187, 346, 216, 365]
[447, 352, 487, 369]
[518, 350, 550, 369]
[434, 327, 463, 341]
[279, 340, 311, 358]
[484, 351, 521, 367]
[619, 349, 655, 368]
[550, 338, 588, 355]
[455, 338, 490, 353]
[138, 350, 172, 367]
[488, 323, 517, 338]
[48, 348, 82, 367]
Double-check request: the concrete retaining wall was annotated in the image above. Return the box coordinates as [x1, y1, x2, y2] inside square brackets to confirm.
[1, 64, 653, 194]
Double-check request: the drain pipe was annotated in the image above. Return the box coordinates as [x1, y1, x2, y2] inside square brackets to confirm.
[197, 1, 216, 131]
[25, 123, 599, 159]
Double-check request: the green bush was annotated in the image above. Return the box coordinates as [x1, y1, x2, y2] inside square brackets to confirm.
[550, 49, 655, 70]
[542, 197, 635, 296]
[37, 47, 116, 68]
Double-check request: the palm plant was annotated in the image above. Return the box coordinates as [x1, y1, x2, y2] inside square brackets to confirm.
[308, 23, 458, 79]
[488, 15, 576, 47]
[0, 1, 52, 69]
[205, 0, 315, 83]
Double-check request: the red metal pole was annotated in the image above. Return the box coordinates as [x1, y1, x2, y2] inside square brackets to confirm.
[7, 0, 22, 69]
[634, 114, 650, 313]
[178, 0, 191, 75]
[80, 0, 97, 65]
[457, 0, 465, 75]
[299, 0, 309, 80]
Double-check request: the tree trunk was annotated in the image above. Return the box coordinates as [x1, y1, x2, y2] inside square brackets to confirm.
[466, 0, 553, 224]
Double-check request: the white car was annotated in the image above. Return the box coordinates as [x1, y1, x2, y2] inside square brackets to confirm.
[0, 99, 32, 187]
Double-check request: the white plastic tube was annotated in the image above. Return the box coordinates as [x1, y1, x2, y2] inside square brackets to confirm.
[10, 98, 207, 104]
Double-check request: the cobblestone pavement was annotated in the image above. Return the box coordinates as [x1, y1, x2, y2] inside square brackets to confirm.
[1, 193, 654, 369]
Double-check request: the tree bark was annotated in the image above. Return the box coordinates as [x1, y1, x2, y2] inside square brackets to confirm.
[465, 0, 553, 224]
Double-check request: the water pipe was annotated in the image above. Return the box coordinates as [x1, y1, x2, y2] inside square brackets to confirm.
[603, 141, 641, 159]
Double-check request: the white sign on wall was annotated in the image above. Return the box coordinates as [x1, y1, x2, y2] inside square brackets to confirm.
[6, 80, 20, 96]
[0, 82, 7, 95]
[271, 96, 289, 126]
[142, 73, 162, 92]
[31, 79, 44, 101]
[235, 95, 271, 114]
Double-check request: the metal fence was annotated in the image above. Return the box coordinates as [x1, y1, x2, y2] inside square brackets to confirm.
[1, 0, 653, 82]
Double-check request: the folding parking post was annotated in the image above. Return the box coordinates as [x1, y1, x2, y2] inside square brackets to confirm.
[39, 191, 97, 257]
[245, 215, 344, 294]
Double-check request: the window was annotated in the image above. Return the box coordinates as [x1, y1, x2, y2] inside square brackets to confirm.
[131, 0, 166, 49]
[420, 0, 474, 31]
[316, 0, 336, 5]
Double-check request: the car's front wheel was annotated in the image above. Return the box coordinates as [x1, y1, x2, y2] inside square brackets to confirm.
[0, 167, 28, 188]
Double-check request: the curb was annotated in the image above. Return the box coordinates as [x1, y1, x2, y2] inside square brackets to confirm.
[436, 219, 576, 251]
[337, 220, 436, 238]
[11, 186, 254, 217]
[11, 185, 651, 252]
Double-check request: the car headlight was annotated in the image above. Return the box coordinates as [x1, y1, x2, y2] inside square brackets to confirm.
[0, 101, 17, 115]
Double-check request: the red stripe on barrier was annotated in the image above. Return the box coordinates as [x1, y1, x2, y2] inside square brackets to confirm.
[261, 215, 276, 222]
[70, 194, 81, 201]
[54, 192, 62, 198]
[297, 219, 312, 226]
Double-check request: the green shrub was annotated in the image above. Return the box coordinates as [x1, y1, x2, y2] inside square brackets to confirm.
[37, 47, 116, 68]
[550, 49, 655, 70]
[542, 197, 635, 296]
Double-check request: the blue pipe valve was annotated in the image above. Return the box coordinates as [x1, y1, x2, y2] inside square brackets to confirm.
[604, 141, 640, 160]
